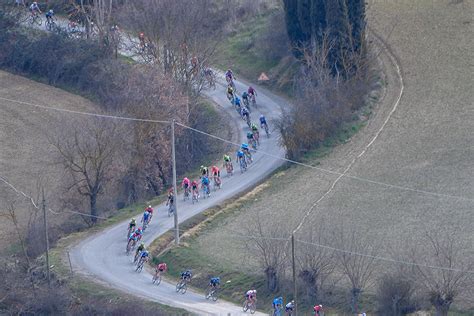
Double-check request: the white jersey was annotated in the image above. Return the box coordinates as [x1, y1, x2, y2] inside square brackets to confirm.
[30, 3, 39, 11]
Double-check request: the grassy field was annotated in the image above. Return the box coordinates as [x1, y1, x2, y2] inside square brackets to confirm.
[155, 0, 474, 314]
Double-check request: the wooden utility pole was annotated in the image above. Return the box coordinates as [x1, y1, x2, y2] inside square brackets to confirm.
[171, 119, 179, 244]
[292, 233, 297, 315]
[42, 189, 51, 287]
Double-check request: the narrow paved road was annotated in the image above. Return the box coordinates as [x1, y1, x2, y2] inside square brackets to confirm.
[70, 73, 286, 315]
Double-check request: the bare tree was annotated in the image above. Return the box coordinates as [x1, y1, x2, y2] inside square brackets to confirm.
[50, 119, 121, 224]
[334, 226, 380, 314]
[122, 0, 223, 97]
[245, 212, 288, 292]
[297, 223, 337, 303]
[411, 232, 474, 316]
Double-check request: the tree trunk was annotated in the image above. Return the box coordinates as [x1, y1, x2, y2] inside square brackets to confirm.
[265, 266, 279, 292]
[350, 287, 361, 314]
[90, 192, 98, 223]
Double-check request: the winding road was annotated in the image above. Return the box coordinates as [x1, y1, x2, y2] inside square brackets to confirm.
[70, 73, 286, 315]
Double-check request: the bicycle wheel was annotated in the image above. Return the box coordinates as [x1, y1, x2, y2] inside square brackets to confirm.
[152, 273, 162, 285]
[243, 301, 249, 312]
[250, 302, 256, 314]
[211, 290, 218, 302]
[176, 281, 183, 292]
[180, 282, 187, 294]
[35, 16, 42, 26]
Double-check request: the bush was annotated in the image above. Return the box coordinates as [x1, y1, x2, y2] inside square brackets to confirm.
[376, 273, 419, 316]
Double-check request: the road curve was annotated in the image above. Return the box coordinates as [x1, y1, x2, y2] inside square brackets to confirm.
[70, 73, 286, 315]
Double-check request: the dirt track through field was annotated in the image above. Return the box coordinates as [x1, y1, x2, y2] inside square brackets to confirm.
[194, 0, 474, 288]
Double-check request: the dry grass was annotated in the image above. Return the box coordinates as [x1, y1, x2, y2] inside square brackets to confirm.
[186, 0, 474, 299]
[0, 70, 99, 250]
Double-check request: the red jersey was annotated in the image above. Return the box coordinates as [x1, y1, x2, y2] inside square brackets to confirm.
[211, 166, 219, 174]
[145, 206, 153, 214]
[157, 263, 167, 271]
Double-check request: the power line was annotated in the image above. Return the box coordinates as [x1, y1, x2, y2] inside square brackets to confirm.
[3, 174, 473, 274]
[0, 96, 170, 124]
[0, 175, 107, 219]
[1, 95, 472, 202]
[296, 238, 474, 274]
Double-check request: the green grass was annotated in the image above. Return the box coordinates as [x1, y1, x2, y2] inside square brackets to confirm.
[215, 12, 282, 83]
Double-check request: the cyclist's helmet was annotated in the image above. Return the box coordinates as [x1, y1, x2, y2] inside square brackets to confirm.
[260, 115, 265, 119]
[49, 9, 54, 14]
[33, 1, 37, 4]
[137, 227, 142, 233]
[140, 242, 145, 247]
[131, 217, 136, 221]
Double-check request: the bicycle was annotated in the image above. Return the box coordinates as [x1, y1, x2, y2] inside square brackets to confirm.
[243, 299, 256, 314]
[29, 13, 42, 26]
[246, 114, 252, 129]
[205, 286, 219, 301]
[142, 220, 148, 232]
[213, 176, 221, 191]
[168, 203, 174, 217]
[225, 161, 233, 177]
[239, 158, 247, 173]
[45, 18, 57, 32]
[202, 184, 211, 199]
[192, 189, 199, 204]
[272, 306, 283, 316]
[133, 250, 141, 265]
[176, 278, 189, 294]
[127, 226, 135, 240]
[183, 186, 190, 201]
[152, 269, 162, 285]
[135, 257, 147, 273]
[262, 123, 270, 138]
[126, 239, 136, 255]
[250, 93, 257, 108]
[251, 138, 258, 150]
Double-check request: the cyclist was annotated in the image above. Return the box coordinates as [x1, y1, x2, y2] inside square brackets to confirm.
[138, 32, 146, 49]
[236, 150, 246, 166]
[182, 177, 190, 196]
[145, 205, 154, 221]
[128, 217, 136, 233]
[180, 270, 193, 282]
[241, 143, 252, 162]
[134, 227, 143, 241]
[211, 165, 221, 188]
[134, 242, 145, 261]
[138, 249, 150, 265]
[201, 175, 210, 196]
[191, 179, 199, 198]
[259, 115, 268, 129]
[227, 85, 234, 101]
[45, 9, 55, 24]
[225, 69, 234, 82]
[142, 209, 151, 225]
[245, 289, 257, 305]
[200, 165, 209, 177]
[285, 300, 295, 314]
[234, 96, 241, 108]
[29, 2, 41, 16]
[152, 262, 167, 279]
[209, 276, 220, 291]
[246, 131, 254, 143]
[273, 297, 284, 313]
[251, 123, 259, 137]
[248, 86, 257, 99]
[166, 190, 174, 210]
[313, 304, 323, 315]
[223, 154, 233, 173]
[242, 91, 250, 106]
[241, 106, 250, 121]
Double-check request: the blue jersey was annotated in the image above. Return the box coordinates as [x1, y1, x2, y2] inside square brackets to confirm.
[259, 116, 266, 124]
[143, 211, 150, 221]
[235, 97, 241, 106]
[273, 297, 283, 307]
[237, 151, 244, 158]
[201, 176, 209, 185]
[141, 251, 149, 258]
[210, 277, 220, 285]
[241, 143, 249, 150]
